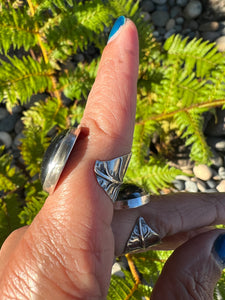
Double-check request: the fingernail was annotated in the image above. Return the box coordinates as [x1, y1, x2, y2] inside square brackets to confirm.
[107, 16, 126, 44]
[213, 234, 225, 267]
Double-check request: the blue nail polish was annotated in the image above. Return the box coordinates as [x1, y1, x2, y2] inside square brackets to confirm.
[213, 234, 225, 267]
[108, 16, 126, 43]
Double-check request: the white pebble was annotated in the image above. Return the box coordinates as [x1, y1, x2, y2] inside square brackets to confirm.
[216, 180, 225, 192]
[193, 164, 213, 181]
[185, 180, 198, 193]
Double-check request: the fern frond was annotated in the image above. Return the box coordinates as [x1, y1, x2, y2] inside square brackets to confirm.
[0, 3, 38, 54]
[0, 56, 53, 109]
[19, 191, 46, 225]
[164, 35, 224, 78]
[0, 146, 26, 193]
[126, 158, 183, 194]
[174, 110, 212, 163]
[0, 193, 22, 247]
[21, 98, 68, 176]
[60, 59, 98, 100]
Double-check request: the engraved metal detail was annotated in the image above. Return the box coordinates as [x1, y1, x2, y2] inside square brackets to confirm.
[124, 216, 161, 254]
[94, 153, 132, 202]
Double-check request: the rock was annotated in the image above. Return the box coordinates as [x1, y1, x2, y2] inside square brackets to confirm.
[11, 105, 22, 114]
[156, 4, 168, 11]
[199, 22, 219, 32]
[210, 151, 224, 168]
[152, 11, 170, 27]
[218, 167, 225, 179]
[207, 179, 217, 189]
[184, 0, 202, 19]
[176, 175, 191, 181]
[205, 0, 225, 20]
[193, 164, 213, 181]
[0, 131, 12, 148]
[170, 6, 181, 18]
[153, 31, 160, 37]
[176, 0, 188, 7]
[168, 0, 176, 6]
[215, 36, 225, 52]
[175, 24, 183, 32]
[176, 17, 184, 24]
[185, 180, 198, 192]
[166, 19, 176, 31]
[202, 31, 221, 42]
[164, 28, 176, 39]
[204, 188, 218, 193]
[0, 113, 20, 132]
[205, 108, 225, 136]
[140, 11, 151, 22]
[216, 180, 225, 192]
[196, 179, 207, 192]
[207, 137, 225, 152]
[0, 108, 9, 120]
[111, 262, 124, 277]
[173, 179, 185, 191]
[152, 0, 167, 4]
[13, 132, 24, 148]
[188, 20, 199, 31]
[141, 0, 155, 12]
[15, 119, 24, 134]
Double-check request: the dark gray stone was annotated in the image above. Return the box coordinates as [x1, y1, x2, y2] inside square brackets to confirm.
[142, 0, 155, 12]
[0, 113, 20, 132]
[152, 0, 167, 4]
[202, 31, 221, 42]
[0, 108, 9, 120]
[176, 17, 184, 24]
[152, 11, 170, 27]
[176, 0, 188, 7]
[0, 131, 12, 148]
[156, 4, 169, 11]
[170, 6, 181, 18]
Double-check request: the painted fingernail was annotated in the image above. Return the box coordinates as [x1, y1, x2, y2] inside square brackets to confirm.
[213, 234, 225, 267]
[107, 16, 126, 44]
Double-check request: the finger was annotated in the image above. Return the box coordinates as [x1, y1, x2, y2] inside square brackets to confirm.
[0, 226, 28, 276]
[112, 193, 225, 256]
[0, 18, 139, 299]
[151, 229, 225, 300]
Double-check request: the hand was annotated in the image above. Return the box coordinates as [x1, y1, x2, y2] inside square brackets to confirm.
[0, 17, 225, 300]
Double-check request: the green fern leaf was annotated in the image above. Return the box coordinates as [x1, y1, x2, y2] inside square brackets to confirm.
[0, 3, 38, 53]
[0, 56, 53, 109]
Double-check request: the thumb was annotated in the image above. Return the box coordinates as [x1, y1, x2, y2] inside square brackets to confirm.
[151, 230, 225, 300]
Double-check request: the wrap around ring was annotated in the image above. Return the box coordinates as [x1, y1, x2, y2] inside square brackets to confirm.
[124, 216, 161, 254]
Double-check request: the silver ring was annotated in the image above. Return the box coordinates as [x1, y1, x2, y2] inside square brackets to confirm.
[41, 127, 81, 194]
[124, 216, 161, 254]
[94, 153, 132, 202]
[114, 184, 151, 210]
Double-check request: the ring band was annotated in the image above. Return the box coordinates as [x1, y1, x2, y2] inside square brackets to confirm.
[94, 153, 132, 202]
[114, 184, 151, 210]
[124, 216, 161, 254]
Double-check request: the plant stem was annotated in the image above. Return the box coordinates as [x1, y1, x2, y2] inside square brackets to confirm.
[125, 254, 141, 300]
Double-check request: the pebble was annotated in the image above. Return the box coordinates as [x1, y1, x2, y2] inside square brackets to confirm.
[176, 175, 191, 181]
[0, 113, 20, 132]
[185, 180, 198, 192]
[216, 180, 225, 192]
[215, 36, 225, 52]
[14, 119, 24, 134]
[199, 22, 219, 32]
[13, 132, 24, 148]
[169, 0, 176, 6]
[218, 167, 225, 179]
[142, 0, 155, 12]
[210, 151, 224, 168]
[156, 4, 168, 11]
[152, 11, 169, 27]
[204, 188, 218, 193]
[164, 28, 176, 39]
[173, 179, 185, 191]
[111, 262, 124, 277]
[188, 20, 199, 31]
[183, 0, 202, 19]
[170, 6, 181, 18]
[201, 31, 221, 42]
[193, 164, 213, 181]
[166, 19, 176, 31]
[0, 108, 9, 120]
[207, 137, 225, 152]
[196, 180, 207, 192]
[176, 0, 188, 7]
[176, 17, 184, 24]
[141, 11, 151, 22]
[0, 131, 12, 148]
[152, 0, 167, 4]
[207, 179, 217, 189]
